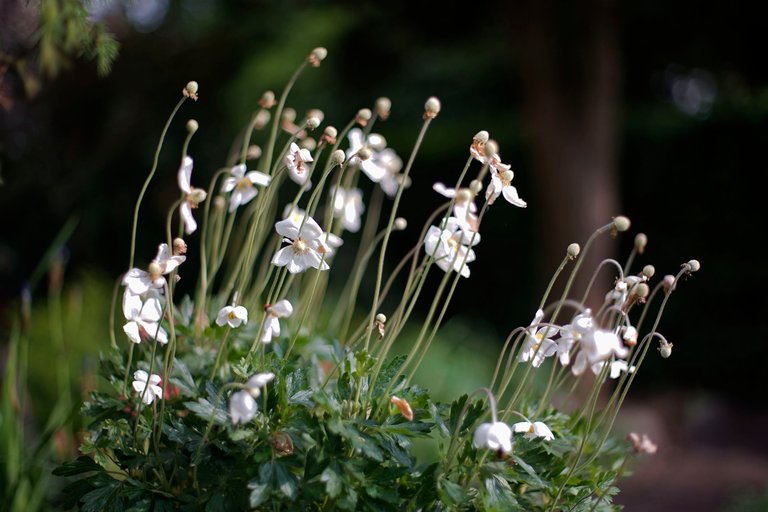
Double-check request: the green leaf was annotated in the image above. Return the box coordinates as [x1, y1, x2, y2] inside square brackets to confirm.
[438, 478, 468, 506]
[80, 477, 120, 512]
[320, 465, 343, 498]
[170, 358, 198, 398]
[274, 462, 298, 500]
[247, 483, 270, 508]
[510, 454, 544, 486]
[52, 455, 103, 476]
[372, 354, 407, 398]
[184, 399, 227, 425]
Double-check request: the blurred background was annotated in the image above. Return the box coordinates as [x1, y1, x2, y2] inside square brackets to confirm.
[1, 0, 767, 510]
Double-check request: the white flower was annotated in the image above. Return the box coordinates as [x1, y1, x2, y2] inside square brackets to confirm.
[518, 309, 558, 367]
[332, 186, 365, 232]
[556, 310, 595, 366]
[221, 164, 271, 212]
[229, 390, 257, 424]
[229, 372, 275, 425]
[122, 290, 168, 344]
[591, 359, 636, 379]
[572, 329, 630, 376]
[271, 214, 329, 273]
[485, 159, 527, 208]
[423, 217, 480, 278]
[285, 142, 313, 185]
[177, 156, 207, 234]
[216, 305, 248, 328]
[346, 128, 404, 192]
[261, 300, 293, 343]
[473, 421, 513, 454]
[513, 421, 555, 441]
[375, 148, 404, 197]
[122, 243, 185, 295]
[132, 370, 163, 405]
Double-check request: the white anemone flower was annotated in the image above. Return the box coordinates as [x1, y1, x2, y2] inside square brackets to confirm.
[423, 217, 480, 278]
[346, 128, 403, 186]
[177, 156, 207, 234]
[433, 182, 479, 229]
[332, 186, 365, 232]
[473, 421, 513, 454]
[132, 370, 163, 405]
[285, 142, 313, 185]
[518, 309, 559, 367]
[122, 243, 185, 295]
[261, 300, 293, 343]
[376, 148, 404, 197]
[591, 359, 636, 379]
[221, 164, 271, 212]
[572, 329, 630, 376]
[485, 160, 527, 208]
[271, 214, 329, 273]
[216, 304, 248, 328]
[556, 310, 595, 366]
[513, 421, 555, 441]
[229, 372, 275, 425]
[122, 290, 168, 344]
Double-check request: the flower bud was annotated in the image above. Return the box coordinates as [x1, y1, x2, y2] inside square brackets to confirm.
[375, 313, 387, 323]
[473, 130, 490, 144]
[390, 395, 414, 421]
[634, 233, 648, 254]
[300, 137, 316, 151]
[469, 179, 483, 194]
[632, 282, 650, 299]
[663, 274, 676, 292]
[424, 96, 441, 119]
[307, 108, 324, 123]
[658, 339, 673, 359]
[484, 140, 499, 159]
[308, 47, 327, 66]
[190, 188, 207, 204]
[186, 119, 199, 134]
[183, 81, 199, 100]
[394, 217, 407, 230]
[330, 149, 346, 165]
[612, 216, 631, 232]
[259, 90, 276, 108]
[247, 145, 262, 160]
[356, 108, 372, 126]
[357, 147, 373, 161]
[324, 126, 338, 139]
[254, 109, 271, 129]
[456, 188, 472, 203]
[148, 262, 162, 277]
[642, 265, 655, 279]
[173, 238, 187, 255]
[306, 116, 320, 130]
[282, 108, 296, 123]
[375, 97, 391, 120]
[686, 259, 701, 273]
[214, 195, 227, 212]
[567, 243, 580, 260]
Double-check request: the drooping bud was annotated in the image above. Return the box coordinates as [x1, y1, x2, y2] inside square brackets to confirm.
[473, 130, 490, 144]
[612, 216, 631, 232]
[632, 282, 650, 300]
[356, 108, 372, 126]
[186, 119, 199, 134]
[213, 195, 227, 212]
[375, 313, 387, 324]
[308, 47, 327, 67]
[567, 243, 581, 260]
[254, 109, 271, 129]
[663, 274, 676, 292]
[390, 395, 414, 421]
[247, 145, 262, 161]
[634, 233, 648, 254]
[484, 140, 499, 159]
[375, 97, 391, 120]
[173, 238, 187, 255]
[423, 96, 441, 119]
[685, 259, 701, 273]
[300, 138, 316, 151]
[183, 81, 199, 100]
[658, 338, 673, 359]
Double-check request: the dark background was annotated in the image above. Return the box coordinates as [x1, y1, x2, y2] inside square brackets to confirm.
[1, 1, 766, 510]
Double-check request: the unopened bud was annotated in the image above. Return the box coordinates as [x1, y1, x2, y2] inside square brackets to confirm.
[309, 47, 327, 67]
[190, 188, 207, 203]
[484, 140, 499, 159]
[300, 137, 316, 151]
[375, 97, 391, 120]
[394, 217, 407, 230]
[254, 109, 271, 129]
[613, 216, 631, 232]
[183, 81, 199, 100]
[456, 188, 472, 203]
[357, 147, 373, 161]
[375, 313, 387, 323]
[186, 119, 199, 134]
[642, 265, 655, 279]
[214, 195, 226, 212]
[424, 96, 441, 119]
[473, 130, 489, 144]
[685, 259, 700, 273]
[632, 283, 650, 299]
[658, 339, 673, 359]
[324, 126, 338, 139]
[306, 116, 320, 130]
[173, 238, 187, 255]
[634, 233, 648, 254]
[247, 145, 262, 160]
[330, 149, 346, 165]
[259, 90, 276, 108]
[663, 274, 676, 292]
[307, 109, 324, 123]
[567, 243, 581, 260]
[356, 108, 372, 126]
[282, 108, 297, 123]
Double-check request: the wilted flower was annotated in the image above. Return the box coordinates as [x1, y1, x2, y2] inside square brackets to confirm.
[513, 421, 555, 441]
[627, 432, 658, 454]
[390, 395, 414, 421]
[285, 142, 313, 185]
[221, 164, 271, 212]
[216, 304, 248, 328]
[485, 160, 526, 208]
[132, 370, 163, 405]
[433, 182, 479, 231]
[473, 421, 513, 454]
[556, 310, 595, 366]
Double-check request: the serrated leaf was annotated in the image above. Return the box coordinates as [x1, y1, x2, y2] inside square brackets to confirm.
[81, 478, 120, 512]
[274, 462, 298, 500]
[289, 389, 314, 407]
[438, 478, 468, 506]
[372, 354, 407, 398]
[184, 399, 227, 425]
[170, 358, 198, 397]
[320, 465, 343, 498]
[510, 454, 544, 486]
[52, 455, 103, 476]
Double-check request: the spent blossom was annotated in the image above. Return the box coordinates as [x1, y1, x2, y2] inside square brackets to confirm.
[332, 186, 365, 233]
[221, 164, 271, 212]
[433, 182, 479, 231]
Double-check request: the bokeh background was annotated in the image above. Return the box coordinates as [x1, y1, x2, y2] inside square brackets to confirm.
[1, 1, 767, 510]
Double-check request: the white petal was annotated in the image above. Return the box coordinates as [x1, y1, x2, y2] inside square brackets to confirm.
[502, 185, 527, 208]
[432, 182, 456, 198]
[238, 186, 258, 207]
[269, 299, 293, 318]
[177, 156, 193, 193]
[216, 306, 233, 326]
[275, 217, 301, 239]
[513, 421, 533, 434]
[233, 305, 248, 324]
[123, 269, 151, 295]
[229, 391, 257, 424]
[221, 176, 237, 193]
[123, 321, 142, 344]
[246, 171, 271, 187]
[180, 202, 197, 235]
[247, 372, 275, 389]
[230, 164, 246, 179]
[299, 216, 324, 241]
[272, 246, 295, 268]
